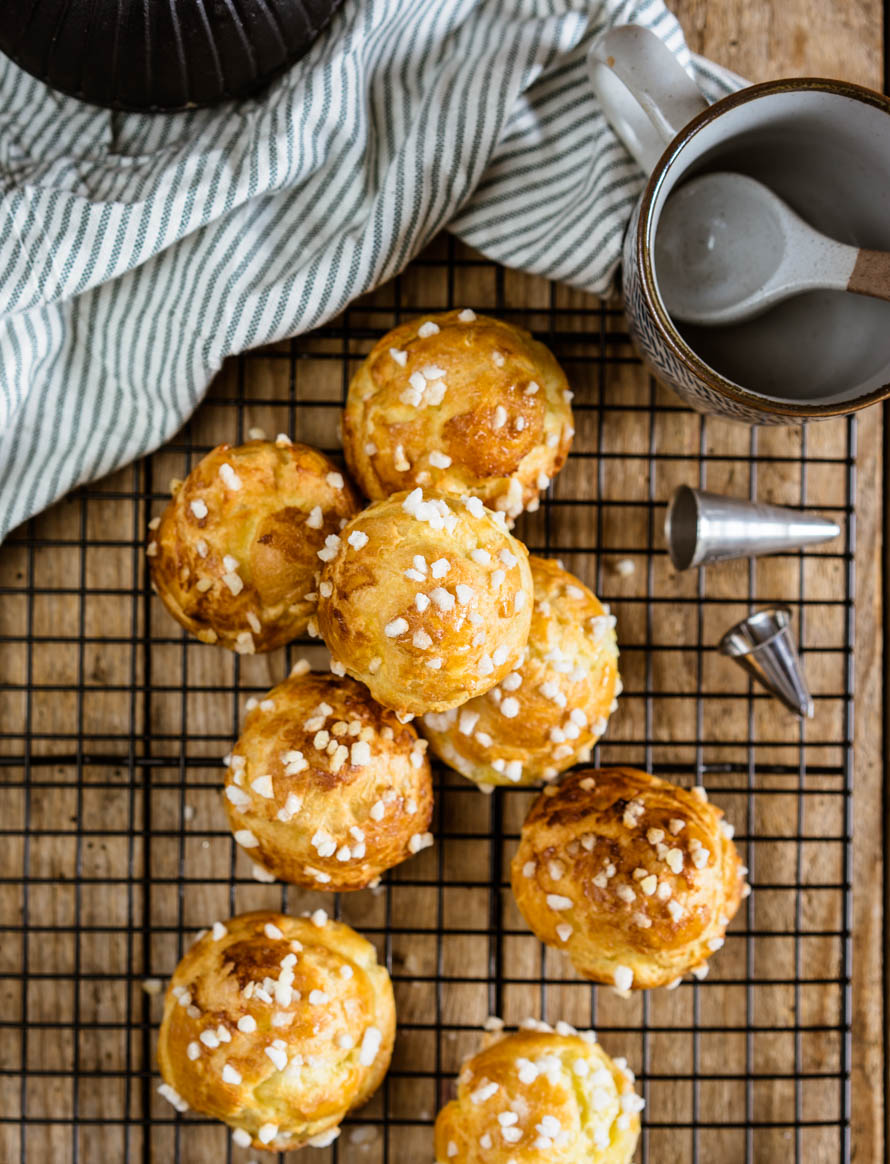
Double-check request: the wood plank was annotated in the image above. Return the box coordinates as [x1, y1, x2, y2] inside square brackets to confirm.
[670, 5, 884, 1162]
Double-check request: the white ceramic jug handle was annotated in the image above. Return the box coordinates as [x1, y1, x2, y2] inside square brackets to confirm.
[588, 25, 709, 175]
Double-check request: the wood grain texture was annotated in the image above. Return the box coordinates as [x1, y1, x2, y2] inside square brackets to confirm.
[669, 1, 885, 1157]
[671, 0, 880, 83]
[848, 249, 890, 303]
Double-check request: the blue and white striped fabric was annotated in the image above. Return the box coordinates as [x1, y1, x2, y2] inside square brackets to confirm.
[0, 0, 739, 541]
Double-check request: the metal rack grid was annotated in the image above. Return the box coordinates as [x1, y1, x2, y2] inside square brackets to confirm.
[0, 232, 855, 1163]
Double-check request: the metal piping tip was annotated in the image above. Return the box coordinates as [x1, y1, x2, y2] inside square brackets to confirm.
[719, 606, 814, 718]
[665, 485, 841, 571]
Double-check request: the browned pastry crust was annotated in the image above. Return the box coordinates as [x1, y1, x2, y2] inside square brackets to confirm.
[511, 768, 747, 990]
[433, 1024, 642, 1163]
[342, 310, 574, 519]
[147, 439, 359, 652]
[421, 556, 620, 788]
[315, 489, 534, 716]
[156, 910, 395, 1152]
[223, 669, 434, 890]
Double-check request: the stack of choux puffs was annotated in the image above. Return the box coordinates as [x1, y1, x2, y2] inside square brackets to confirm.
[148, 310, 745, 1155]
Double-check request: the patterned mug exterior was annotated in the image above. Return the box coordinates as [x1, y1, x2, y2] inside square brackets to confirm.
[590, 27, 890, 424]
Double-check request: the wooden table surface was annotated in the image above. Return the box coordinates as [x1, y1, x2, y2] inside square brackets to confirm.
[0, 2, 884, 1163]
[669, 7, 886, 1163]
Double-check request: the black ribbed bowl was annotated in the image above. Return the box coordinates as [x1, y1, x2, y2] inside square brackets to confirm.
[0, 0, 345, 112]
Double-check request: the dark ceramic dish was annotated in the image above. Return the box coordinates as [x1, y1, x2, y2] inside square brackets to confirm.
[0, 0, 345, 112]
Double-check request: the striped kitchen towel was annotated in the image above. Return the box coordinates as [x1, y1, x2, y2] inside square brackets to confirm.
[0, 0, 740, 541]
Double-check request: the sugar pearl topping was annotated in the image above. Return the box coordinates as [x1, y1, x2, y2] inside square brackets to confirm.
[158, 1083, 188, 1112]
[218, 463, 242, 490]
[613, 964, 634, 992]
[470, 1080, 499, 1103]
[430, 587, 454, 612]
[317, 533, 341, 562]
[547, 893, 573, 911]
[402, 488, 458, 533]
[359, 1026, 383, 1065]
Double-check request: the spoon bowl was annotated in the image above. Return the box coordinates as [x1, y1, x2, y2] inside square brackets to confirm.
[655, 171, 890, 326]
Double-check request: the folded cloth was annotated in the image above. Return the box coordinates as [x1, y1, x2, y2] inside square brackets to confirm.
[0, 0, 740, 541]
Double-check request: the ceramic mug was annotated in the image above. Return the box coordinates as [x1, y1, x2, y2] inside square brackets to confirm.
[589, 25, 890, 423]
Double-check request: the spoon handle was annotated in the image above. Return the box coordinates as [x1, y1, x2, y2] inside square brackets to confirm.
[847, 249, 890, 303]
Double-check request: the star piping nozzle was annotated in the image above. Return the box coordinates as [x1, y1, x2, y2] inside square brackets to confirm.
[665, 486, 841, 571]
[718, 605, 814, 718]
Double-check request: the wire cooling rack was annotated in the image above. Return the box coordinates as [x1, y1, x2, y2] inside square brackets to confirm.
[0, 233, 855, 1163]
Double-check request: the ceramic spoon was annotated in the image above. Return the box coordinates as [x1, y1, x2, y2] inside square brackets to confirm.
[654, 171, 890, 326]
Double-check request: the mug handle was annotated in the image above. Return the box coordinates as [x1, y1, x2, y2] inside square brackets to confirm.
[588, 25, 709, 176]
